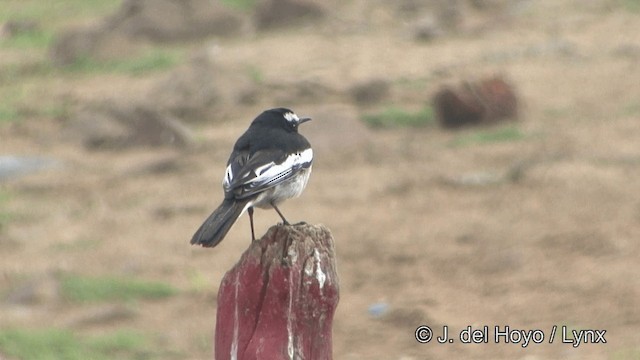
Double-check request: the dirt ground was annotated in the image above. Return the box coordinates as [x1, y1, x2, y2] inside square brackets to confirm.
[1, 1, 640, 359]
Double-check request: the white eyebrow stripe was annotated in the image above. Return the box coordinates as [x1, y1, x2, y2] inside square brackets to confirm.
[283, 112, 299, 123]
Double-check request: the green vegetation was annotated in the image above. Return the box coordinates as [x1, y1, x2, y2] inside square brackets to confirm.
[0, 0, 120, 49]
[64, 50, 183, 76]
[0, 80, 73, 124]
[246, 64, 265, 84]
[612, 347, 640, 360]
[0, 1, 121, 26]
[51, 238, 103, 252]
[0, 328, 149, 360]
[542, 106, 571, 120]
[450, 125, 527, 147]
[395, 76, 429, 91]
[0, 102, 20, 123]
[60, 275, 178, 303]
[362, 106, 435, 128]
[1, 49, 181, 77]
[621, 101, 640, 116]
[221, 0, 257, 11]
[0, 62, 52, 83]
[186, 269, 212, 294]
[36, 100, 73, 121]
[621, 0, 640, 12]
[0, 29, 53, 49]
[0, 48, 181, 125]
[0, 85, 27, 124]
[0, 0, 182, 126]
[0, 189, 13, 231]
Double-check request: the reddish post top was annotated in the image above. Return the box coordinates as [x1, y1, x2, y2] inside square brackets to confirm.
[214, 223, 339, 360]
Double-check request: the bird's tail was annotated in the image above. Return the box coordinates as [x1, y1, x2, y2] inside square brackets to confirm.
[191, 199, 250, 248]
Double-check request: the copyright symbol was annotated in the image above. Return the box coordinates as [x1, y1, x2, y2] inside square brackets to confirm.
[415, 325, 433, 343]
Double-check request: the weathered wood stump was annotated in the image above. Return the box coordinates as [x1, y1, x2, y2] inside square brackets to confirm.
[215, 223, 339, 360]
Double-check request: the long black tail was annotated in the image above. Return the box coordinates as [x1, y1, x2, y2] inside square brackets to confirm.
[191, 199, 250, 248]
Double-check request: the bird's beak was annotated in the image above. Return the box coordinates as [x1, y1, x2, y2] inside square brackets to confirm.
[299, 117, 312, 124]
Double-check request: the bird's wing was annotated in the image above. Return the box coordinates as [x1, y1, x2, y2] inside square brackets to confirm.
[223, 147, 313, 199]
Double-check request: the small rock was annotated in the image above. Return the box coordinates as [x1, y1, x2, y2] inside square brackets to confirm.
[50, 0, 244, 65]
[254, 0, 326, 30]
[269, 79, 335, 105]
[439, 161, 531, 187]
[109, 0, 245, 42]
[123, 157, 183, 177]
[154, 204, 203, 219]
[382, 307, 428, 328]
[0, 156, 60, 182]
[5, 275, 60, 305]
[432, 75, 518, 129]
[303, 104, 373, 158]
[66, 103, 195, 150]
[0, 20, 40, 39]
[368, 302, 389, 318]
[50, 24, 104, 66]
[149, 54, 222, 121]
[349, 79, 390, 105]
[112, 105, 196, 148]
[440, 171, 504, 187]
[64, 304, 137, 327]
[612, 44, 640, 60]
[411, 14, 444, 42]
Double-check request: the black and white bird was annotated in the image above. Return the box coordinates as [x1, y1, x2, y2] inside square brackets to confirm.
[191, 108, 313, 248]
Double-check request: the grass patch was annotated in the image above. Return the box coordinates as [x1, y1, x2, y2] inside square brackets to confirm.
[60, 275, 178, 303]
[36, 101, 73, 121]
[395, 76, 430, 90]
[52, 238, 103, 252]
[0, 29, 54, 49]
[621, 0, 640, 12]
[612, 347, 640, 360]
[621, 102, 640, 116]
[0, 61, 53, 83]
[0, 0, 121, 52]
[246, 65, 264, 84]
[0, 328, 149, 360]
[0, 94, 71, 125]
[0, 87, 23, 124]
[0, 1, 122, 27]
[450, 125, 527, 147]
[186, 269, 211, 294]
[542, 107, 571, 120]
[221, 0, 257, 11]
[0, 103, 20, 123]
[65, 50, 183, 76]
[362, 106, 435, 128]
[0, 188, 13, 231]
[0, 1, 120, 49]
[0, 78, 68, 124]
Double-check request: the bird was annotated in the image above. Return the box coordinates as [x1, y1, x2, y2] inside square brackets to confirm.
[191, 108, 313, 248]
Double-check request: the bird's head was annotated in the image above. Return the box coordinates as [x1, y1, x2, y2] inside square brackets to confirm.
[252, 108, 312, 132]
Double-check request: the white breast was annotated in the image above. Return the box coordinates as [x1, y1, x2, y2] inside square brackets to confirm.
[252, 166, 312, 209]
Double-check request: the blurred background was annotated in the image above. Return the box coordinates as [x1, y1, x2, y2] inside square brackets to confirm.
[1, 0, 639, 359]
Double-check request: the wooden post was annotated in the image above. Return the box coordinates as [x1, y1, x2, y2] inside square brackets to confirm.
[214, 223, 339, 360]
